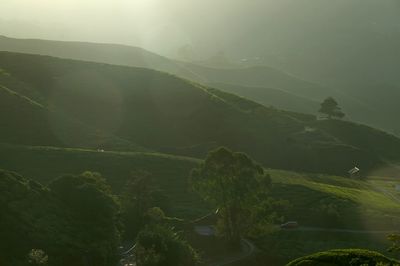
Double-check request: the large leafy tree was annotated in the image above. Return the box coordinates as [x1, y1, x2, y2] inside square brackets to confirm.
[190, 147, 271, 246]
[319, 97, 345, 119]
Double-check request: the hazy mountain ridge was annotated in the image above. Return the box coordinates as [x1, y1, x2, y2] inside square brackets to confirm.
[2, 35, 396, 134]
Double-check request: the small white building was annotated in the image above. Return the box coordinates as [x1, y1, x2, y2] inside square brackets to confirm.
[348, 167, 360, 178]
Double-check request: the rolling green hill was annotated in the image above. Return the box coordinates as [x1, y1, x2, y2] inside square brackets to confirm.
[2, 144, 400, 225]
[1, 52, 400, 175]
[0, 35, 331, 105]
[0, 83, 145, 151]
[2, 35, 398, 134]
[184, 64, 390, 133]
[0, 35, 202, 82]
[269, 169, 400, 230]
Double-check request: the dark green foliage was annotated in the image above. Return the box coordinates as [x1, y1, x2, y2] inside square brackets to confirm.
[0, 169, 121, 266]
[286, 249, 400, 266]
[191, 147, 271, 246]
[121, 171, 171, 239]
[135, 225, 200, 266]
[319, 97, 345, 119]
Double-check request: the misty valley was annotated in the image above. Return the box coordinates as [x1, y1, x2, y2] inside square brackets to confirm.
[1, 1, 400, 265]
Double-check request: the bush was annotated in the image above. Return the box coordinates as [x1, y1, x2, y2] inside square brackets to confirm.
[286, 249, 400, 266]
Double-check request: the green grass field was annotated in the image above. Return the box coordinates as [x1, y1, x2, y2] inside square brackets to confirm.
[269, 169, 400, 230]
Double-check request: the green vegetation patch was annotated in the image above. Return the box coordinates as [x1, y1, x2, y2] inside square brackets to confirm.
[0, 52, 398, 176]
[269, 169, 400, 229]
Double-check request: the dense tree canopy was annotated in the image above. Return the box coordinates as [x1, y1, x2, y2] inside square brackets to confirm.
[135, 225, 200, 266]
[0, 170, 121, 266]
[191, 147, 271, 246]
[48, 172, 121, 265]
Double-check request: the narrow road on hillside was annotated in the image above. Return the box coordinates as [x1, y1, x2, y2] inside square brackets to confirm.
[118, 242, 136, 266]
[209, 238, 256, 266]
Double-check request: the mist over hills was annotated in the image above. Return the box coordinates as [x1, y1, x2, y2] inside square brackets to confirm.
[2, 2, 400, 265]
[1, 35, 398, 134]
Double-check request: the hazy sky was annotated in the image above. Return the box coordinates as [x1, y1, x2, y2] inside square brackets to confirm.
[1, 0, 399, 59]
[0, 0, 291, 57]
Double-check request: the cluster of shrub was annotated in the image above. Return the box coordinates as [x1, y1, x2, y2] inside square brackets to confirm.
[0, 169, 199, 266]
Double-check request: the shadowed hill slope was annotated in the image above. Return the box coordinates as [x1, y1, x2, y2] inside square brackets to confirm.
[0, 84, 145, 151]
[0, 85, 61, 146]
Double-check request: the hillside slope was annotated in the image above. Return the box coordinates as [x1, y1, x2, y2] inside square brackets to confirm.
[0, 35, 202, 82]
[1, 35, 395, 133]
[0, 84, 144, 151]
[0, 52, 399, 175]
[182, 64, 384, 131]
[0, 85, 67, 146]
[0, 36, 329, 103]
[209, 82, 320, 115]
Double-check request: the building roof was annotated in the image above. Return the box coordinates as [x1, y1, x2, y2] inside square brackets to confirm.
[348, 167, 360, 175]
